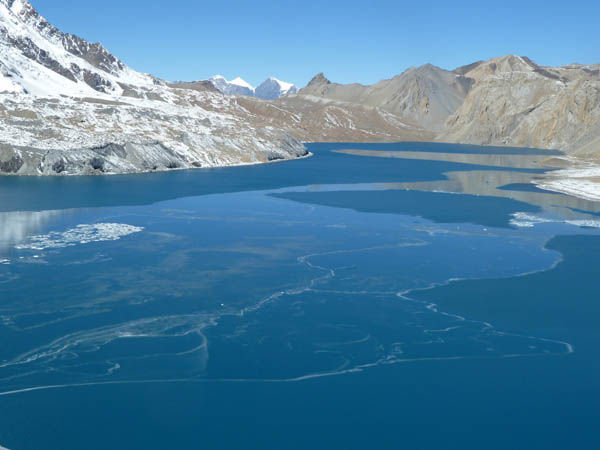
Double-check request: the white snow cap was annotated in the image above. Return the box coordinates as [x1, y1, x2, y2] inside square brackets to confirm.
[268, 77, 295, 91]
[207, 74, 297, 98]
[229, 77, 254, 90]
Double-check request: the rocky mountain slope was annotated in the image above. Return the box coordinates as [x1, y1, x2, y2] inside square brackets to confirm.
[442, 55, 600, 156]
[290, 55, 599, 157]
[0, 0, 307, 176]
[299, 66, 473, 131]
[236, 93, 433, 143]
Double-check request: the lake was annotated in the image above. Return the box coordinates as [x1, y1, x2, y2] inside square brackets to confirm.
[0, 142, 599, 449]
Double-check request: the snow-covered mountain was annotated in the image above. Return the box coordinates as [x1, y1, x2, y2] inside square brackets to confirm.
[255, 77, 298, 100]
[208, 75, 297, 100]
[0, 0, 157, 96]
[0, 0, 306, 175]
[208, 75, 254, 97]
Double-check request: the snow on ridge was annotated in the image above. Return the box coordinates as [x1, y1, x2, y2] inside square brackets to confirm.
[0, 0, 156, 97]
[9, 0, 25, 14]
[208, 75, 255, 96]
[268, 77, 295, 91]
[230, 76, 254, 90]
[0, 1, 308, 176]
[207, 74, 297, 99]
[255, 77, 298, 100]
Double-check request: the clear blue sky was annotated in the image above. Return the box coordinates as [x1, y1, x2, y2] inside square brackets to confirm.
[33, 0, 599, 87]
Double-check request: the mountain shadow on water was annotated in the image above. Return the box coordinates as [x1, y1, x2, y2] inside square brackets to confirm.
[0, 143, 549, 213]
[271, 189, 540, 228]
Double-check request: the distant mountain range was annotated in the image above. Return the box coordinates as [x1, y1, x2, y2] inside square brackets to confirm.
[208, 75, 298, 100]
[240, 54, 599, 157]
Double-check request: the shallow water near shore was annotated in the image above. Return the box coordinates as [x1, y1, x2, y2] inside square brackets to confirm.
[0, 142, 599, 449]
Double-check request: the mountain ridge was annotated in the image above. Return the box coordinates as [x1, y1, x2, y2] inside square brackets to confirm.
[290, 54, 600, 156]
[0, 0, 308, 175]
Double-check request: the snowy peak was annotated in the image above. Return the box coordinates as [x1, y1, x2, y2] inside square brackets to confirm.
[255, 77, 297, 100]
[229, 76, 254, 90]
[208, 75, 254, 96]
[208, 75, 296, 99]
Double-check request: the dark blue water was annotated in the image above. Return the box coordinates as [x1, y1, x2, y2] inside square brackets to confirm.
[0, 143, 599, 449]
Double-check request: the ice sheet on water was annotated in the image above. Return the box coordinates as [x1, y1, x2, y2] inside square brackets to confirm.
[15, 223, 144, 251]
[510, 212, 600, 229]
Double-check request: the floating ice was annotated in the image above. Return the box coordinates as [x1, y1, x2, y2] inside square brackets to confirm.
[535, 162, 600, 202]
[510, 212, 600, 229]
[510, 213, 554, 228]
[15, 223, 144, 251]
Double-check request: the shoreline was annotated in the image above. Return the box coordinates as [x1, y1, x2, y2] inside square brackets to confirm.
[2, 138, 599, 206]
[0, 151, 313, 178]
[534, 158, 600, 202]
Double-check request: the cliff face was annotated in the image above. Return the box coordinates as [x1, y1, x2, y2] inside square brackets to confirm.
[443, 55, 600, 156]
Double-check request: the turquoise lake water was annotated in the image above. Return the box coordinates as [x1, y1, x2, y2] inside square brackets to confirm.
[0, 142, 599, 449]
